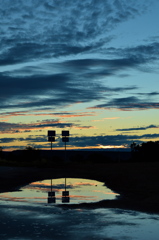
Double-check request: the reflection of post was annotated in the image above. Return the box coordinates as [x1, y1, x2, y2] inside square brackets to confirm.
[62, 178, 70, 203]
[65, 178, 66, 191]
[48, 179, 56, 203]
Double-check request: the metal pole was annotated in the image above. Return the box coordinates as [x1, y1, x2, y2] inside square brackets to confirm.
[65, 178, 66, 191]
[65, 141, 66, 162]
[64, 140, 66, 193]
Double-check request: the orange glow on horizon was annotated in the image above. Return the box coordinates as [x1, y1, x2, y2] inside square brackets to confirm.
[1, 144, 129, 152]
[99, 144, 127, 149]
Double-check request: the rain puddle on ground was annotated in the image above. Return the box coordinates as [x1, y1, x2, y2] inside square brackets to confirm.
[0, 179, 159, 240]
[0, 178, 119, 204]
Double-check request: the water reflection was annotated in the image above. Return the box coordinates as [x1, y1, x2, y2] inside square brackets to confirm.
[0, 178, 119, 205]
[48, 179, 56, 203]
[48, 178, 70, 203]
[0, 179, 159, 240]
[46, 178, 118, 204]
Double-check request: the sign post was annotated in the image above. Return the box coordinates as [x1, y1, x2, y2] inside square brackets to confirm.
[48, 130, 56, 150]
[62, 130, 69, 161]
[62, 131, 70, 202]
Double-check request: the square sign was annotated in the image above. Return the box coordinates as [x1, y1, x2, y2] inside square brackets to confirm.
[62, 130, 69, 136]
[62, 137, 69, 142]
[48, 136, 55, 142]
[48, 130, 56, 136]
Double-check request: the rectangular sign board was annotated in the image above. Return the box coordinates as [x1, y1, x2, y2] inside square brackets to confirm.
[62, 130, 69, 136]
[62, 137, 69, 142]
[48, 136, 55, 142]
[48, 130, 56, 136]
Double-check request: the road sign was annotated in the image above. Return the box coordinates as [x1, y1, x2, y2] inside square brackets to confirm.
[62, 130, 69, 136]
[62, 137, 69, 142]
[48, 136, 55, 142]
[48, 130, 56, 136]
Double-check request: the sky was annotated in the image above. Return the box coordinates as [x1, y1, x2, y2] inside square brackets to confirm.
[0, 0, 159, 151]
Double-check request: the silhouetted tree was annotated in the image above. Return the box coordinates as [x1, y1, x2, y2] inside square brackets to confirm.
[0, 146, 2, 158]
[130, 142, 137, 152]
[25, 146, 38, 151]
[130, 141, 159, 162]
[23, 146, 40, 162]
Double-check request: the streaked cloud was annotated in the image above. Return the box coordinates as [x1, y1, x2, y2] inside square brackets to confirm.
[0, 118, 94, 134]
[116, 124, 159, 132]
[1, 133, 159, 149]
[0, 0, 159, 150]
[89, 96, 159, 111]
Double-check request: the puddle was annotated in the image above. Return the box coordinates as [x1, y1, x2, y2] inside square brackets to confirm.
[0, 179, 159, 240]
[0, 178, 119, 205]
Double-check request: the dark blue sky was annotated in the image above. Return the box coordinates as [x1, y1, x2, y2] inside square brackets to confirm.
[0, 0, 159, 150]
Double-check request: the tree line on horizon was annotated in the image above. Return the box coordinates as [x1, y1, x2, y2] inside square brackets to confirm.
[130, 141, 159, 162]
[0, 141, 159, 165]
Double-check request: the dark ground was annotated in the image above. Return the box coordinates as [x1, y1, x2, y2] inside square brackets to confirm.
[0, 161, 159, 214]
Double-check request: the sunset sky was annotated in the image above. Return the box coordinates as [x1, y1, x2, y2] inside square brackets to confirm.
[0, 0, 159, 151]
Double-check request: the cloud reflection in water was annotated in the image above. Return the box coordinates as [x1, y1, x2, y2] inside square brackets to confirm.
[0, 178, 119, 204]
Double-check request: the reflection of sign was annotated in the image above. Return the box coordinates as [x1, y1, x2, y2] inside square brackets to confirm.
[48, 191, 56, 203]
[62, 190, 70, 202]
[48, 191, 55, 197]
[48, 197, 56, 203]
[48, 136, 55, 142]
[47, 178, 70, 204]
[62, 197, 70, 203]
[62, 191, 69, 196]
[48, 181, 56, 203]
[48, 130, 56, 136]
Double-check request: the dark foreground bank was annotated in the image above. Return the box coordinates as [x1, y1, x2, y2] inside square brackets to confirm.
[0, 162, 159, 214]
